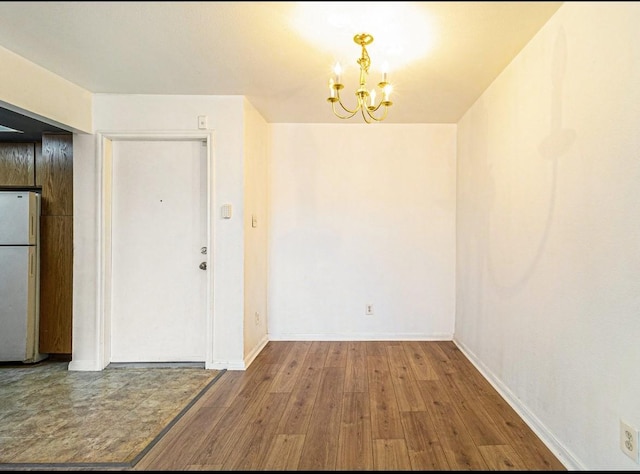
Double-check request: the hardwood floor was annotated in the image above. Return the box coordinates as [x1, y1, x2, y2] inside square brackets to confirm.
[135, 341, 566, 471]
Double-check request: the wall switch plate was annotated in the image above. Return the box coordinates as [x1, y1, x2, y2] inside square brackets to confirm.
[365, 304, 374, 315]
[621, 420, 639, 463]
[221, 204, 232, 219]
[198, 115, 208, 129]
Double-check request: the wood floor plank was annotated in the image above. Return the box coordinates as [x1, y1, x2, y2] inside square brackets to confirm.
[324, 341, 348, 368]
[419, 341, 457, 377]
[277, 358, 325, 435]
[256, 340, 296, 365]
[387, 344, 427, 412]
[478, 444, 529, 470]
[187, 363, 281, 466]
[134, 405, 226, 470]
[400, 410, 451, 470]
[298, 367, 345, 470]
[403, 341, 439, 381]
[365, 341, 388, 357]
[344, 341, 368, 393]
[199, 370, 246, 408]
[373, 438, 412, 470]
[367, 353, 405, 439]
[263, 434, 306, 470]
[418, 379, 489, 470]
[269, 340, 313, 393]
[185, 463, 223, 470]
[336, 391, 373, 470]
[222, 392, 291, 470]
[440, 372, 507, 446]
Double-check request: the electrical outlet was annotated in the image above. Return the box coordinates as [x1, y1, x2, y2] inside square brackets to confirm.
[365, 304, 374, 315]
[254, 312, 260, 326]
[621, 420, 639, 463]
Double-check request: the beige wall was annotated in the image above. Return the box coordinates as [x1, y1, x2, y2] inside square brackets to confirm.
[0, 44, 92, 134]
[243, 98, 269, 361]
[456, 2, 640, 469]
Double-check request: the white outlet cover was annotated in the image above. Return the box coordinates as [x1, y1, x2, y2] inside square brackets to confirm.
[621, 420, 639, 463]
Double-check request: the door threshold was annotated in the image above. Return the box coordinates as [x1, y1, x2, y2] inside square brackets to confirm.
[107, 362, 205, 369]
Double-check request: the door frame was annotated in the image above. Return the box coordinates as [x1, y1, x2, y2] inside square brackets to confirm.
[95, 131, 215, 370]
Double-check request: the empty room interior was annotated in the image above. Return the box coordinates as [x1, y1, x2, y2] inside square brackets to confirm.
[0, 1, 639, 471]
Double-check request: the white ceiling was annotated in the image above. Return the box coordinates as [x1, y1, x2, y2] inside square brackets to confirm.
[0, 1, 563, 124]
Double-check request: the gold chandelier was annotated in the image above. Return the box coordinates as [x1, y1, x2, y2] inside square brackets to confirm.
[327, 33, 393, 123]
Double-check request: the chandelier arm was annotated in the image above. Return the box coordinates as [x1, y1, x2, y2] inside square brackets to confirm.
[334, 88, 361, 115]
[360, 107, 373, 124]
[364, 104, 389, 122]
[331, 100, 360, 119]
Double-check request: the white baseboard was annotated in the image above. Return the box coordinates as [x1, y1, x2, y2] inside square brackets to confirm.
[268, 332, 453, 341]
[68, 359, 103, 371]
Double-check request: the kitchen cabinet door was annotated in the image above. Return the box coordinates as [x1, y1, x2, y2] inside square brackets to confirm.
[36, 133, 73, 216]
[0, 143, 35, 186]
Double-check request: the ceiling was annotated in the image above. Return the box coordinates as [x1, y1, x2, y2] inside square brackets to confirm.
[0, 1, 563, 136]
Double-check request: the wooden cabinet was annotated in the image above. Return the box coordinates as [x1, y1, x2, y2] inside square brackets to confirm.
[36, 133, 73, 354]
[38, 216, 73, 353]
[36, 134, 73, 216]
[0, 143, 35, 185]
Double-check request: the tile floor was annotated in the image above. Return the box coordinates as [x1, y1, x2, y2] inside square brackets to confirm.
[0, 359, 221, 469]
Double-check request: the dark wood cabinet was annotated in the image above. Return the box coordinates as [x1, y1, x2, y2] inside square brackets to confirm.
[36, 133, 74, 354]
[36, 134, 73, 216]
[38, 216, 73, 354]
[0, 143, 35, 186]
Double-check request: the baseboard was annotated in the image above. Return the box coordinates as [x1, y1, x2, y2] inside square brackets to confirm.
[267, 332, 454, 341]
[68, 359, 104, 371]
[243, 335, 269, 369]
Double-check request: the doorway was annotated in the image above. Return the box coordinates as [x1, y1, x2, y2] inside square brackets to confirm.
[98, 132, 214, 368]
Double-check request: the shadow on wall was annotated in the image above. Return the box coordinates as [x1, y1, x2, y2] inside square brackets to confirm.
[486, 26, 576, 298]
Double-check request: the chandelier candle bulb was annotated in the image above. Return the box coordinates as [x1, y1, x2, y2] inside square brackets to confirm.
[383, 84, 392, 102]
[334, 63, 342, 84]
[370, 89, 376, 107]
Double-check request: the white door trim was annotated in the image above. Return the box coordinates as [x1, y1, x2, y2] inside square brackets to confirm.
[95, 131, 215, 370]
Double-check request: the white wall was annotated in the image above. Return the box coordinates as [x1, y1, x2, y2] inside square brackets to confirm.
[268, 124, 456, 340]
[71, 94, 250, 370]
[455, 2, 640, 470]
[242, 98, 269, 362]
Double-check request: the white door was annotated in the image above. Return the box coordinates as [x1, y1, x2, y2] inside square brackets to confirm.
[110, 139, 207, 362]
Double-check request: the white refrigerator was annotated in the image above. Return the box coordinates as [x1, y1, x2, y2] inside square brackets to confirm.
[0, 190, 46, 363]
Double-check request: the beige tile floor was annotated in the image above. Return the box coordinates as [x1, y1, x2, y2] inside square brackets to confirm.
[0, 359, 222, 469]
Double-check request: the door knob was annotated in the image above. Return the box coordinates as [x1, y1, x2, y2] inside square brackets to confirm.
[199, 262, 207, 270]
